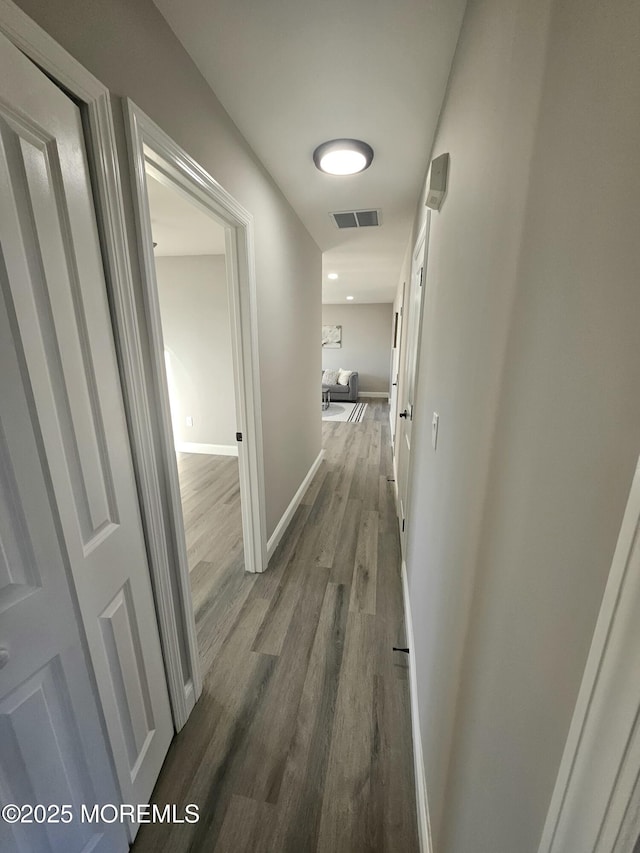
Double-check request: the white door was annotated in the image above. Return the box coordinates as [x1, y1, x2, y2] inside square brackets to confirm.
[396, 221, 429, 557]
[389, 282, 405, 445]
[0, 30, 173, 837]
[0, 254, 127, 853]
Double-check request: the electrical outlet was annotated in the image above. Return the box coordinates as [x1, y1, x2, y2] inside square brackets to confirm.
[432, 412, 439, 450]
[186, 416, 193, 428]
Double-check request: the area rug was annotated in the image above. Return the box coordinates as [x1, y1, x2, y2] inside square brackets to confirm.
[322, 401, 367, 423]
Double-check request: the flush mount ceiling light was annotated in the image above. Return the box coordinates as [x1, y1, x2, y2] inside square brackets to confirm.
[313, 139, 374, 176]
[346, 295, 354, 301]
[327, 272, 339, 280]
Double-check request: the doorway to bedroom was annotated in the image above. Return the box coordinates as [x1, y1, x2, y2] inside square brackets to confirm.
[146, 170, 245, 678]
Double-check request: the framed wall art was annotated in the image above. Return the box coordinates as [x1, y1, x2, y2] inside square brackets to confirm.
[322, 324, 342, 348]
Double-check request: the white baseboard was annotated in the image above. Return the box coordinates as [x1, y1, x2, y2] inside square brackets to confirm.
[175, 441, 238, 457]
[402, 561, 433, 853]
[358, 390, 389, 399]
[266, 448, 325, 560]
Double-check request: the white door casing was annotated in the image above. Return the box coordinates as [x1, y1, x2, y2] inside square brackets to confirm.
[123, 100, 268, 727]
[0, 29, 173, 837]
[389, 282, 405, 445]
[396, 218, 430, 555]
[538, 456, 640, 853]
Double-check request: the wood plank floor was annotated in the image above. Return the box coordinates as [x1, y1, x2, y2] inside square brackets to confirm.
[134, 400, 419, 852]
[176, 452, 245, 677]
[177, 451, 243, 571]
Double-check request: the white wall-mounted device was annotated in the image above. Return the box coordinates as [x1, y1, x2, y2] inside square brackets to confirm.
[425, 153, 449, 211]
[432, 412, 440, 449]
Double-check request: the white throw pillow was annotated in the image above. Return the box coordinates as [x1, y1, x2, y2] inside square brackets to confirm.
[322, 368, 340, 386]
[337, 369, 353, 386]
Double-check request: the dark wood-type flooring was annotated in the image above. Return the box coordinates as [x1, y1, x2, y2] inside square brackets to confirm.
[133, 400, 419, 852]
[177, 450, 243, 573]
[176, 450, 244, 677]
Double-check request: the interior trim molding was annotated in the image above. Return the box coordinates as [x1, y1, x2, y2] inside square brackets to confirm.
[175, 442, 238, 457]
[358, 391, 389, 399]
[0, 0, 188, 821]
[392, 455, 400, 514]
[122, 100, 269, 729]
[402, 561, 434, 853]
[267, 449, 325, 560]
[538, 455, 640, 853]
[0, 0, 105, 99]
[124, 99, 267, 578]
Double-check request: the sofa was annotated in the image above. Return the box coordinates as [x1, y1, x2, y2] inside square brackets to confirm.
[322, 369, 359, 402]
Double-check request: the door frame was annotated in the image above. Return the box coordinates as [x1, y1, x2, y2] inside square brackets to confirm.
[122, 100, 267, 721]
[538, 456, 640, 853]
[389, 281, 405, 446]
[0, 0, 224, 730]
[0, 0, 184, 814]
[395, 215, 430, 552]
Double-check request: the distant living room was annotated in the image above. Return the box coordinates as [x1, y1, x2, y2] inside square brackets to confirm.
[321, 302, 393, 423]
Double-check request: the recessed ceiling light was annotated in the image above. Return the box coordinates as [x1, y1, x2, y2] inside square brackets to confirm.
[313, 139, 374, 176]
[327, 272, 339, 280]
[346, 296, 354, 301]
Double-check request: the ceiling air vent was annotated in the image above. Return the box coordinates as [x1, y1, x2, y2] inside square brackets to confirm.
[330, 209, 381, 229]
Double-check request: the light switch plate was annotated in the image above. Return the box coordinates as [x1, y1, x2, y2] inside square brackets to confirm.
[186, 416, 193, 427]
[432, 412, 439, 449]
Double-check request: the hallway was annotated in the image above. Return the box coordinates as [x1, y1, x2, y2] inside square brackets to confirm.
[133, 399, 419, 852]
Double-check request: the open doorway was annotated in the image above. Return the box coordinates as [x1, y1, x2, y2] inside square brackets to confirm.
[145, 173, 243, 679]
[124, 100, 267, 729]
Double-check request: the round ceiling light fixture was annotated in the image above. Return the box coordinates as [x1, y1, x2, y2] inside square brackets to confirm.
[327, 272, 339, 280]
[346, 295, 354, 301]
[313, 139, 374, 176]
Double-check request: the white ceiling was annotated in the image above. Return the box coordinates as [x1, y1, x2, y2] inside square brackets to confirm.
[152, 0, 467, 302]
[146, 172, 226, 256]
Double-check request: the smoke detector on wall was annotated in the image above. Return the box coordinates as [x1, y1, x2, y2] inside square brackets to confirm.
[425, 153, 450, 211]
[330, 209, 381, 229]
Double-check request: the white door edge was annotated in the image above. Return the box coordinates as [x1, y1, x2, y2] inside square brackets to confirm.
[397, 215, 430, 558]
[401, 562, 434, 853]
[538, 456, 640, 853]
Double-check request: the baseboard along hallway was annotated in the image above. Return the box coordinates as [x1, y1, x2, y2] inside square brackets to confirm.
[133, 399, 419, 852]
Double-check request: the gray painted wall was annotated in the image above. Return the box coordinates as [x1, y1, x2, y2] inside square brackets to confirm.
[155, 255, 236, 447]
[15, 0, 322, 537]
[322, 303, 393, 393]
[397, 0, 640, 850]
